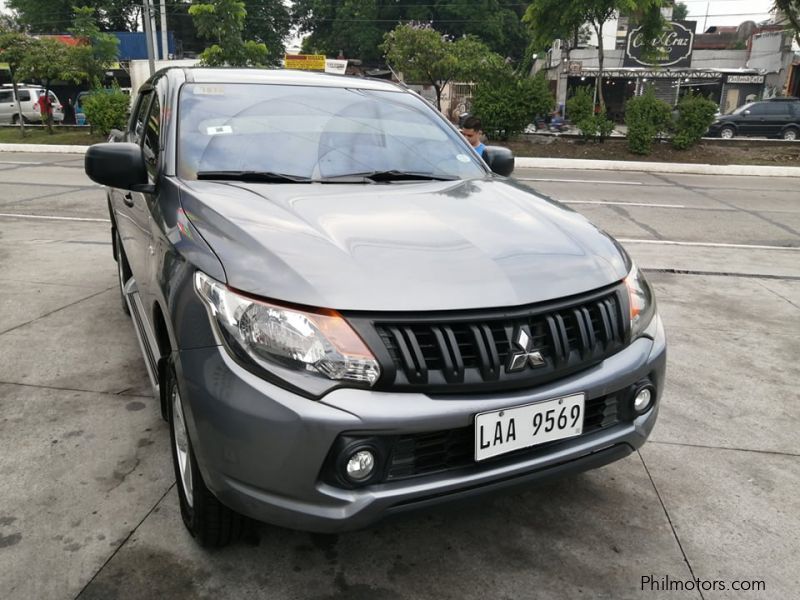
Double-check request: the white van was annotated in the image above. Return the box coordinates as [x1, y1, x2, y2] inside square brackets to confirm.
[0, 85, 65, 124]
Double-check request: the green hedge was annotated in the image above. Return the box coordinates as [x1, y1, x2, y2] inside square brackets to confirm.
[82, 86, 130, 136]
[472, 72, 554, 140]
[673, 92, 718, 150]
[624, 88, 672, 155]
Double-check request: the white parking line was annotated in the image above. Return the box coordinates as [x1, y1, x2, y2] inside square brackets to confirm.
[0, 213, 109, 223]
[0, 161, 44, 165]
[564, 200, 689, 209]
[618, 239, 800, 251]
[517, 178, 643, 186]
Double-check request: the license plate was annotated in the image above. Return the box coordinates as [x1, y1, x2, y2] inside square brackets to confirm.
[474, 393, 585, 461]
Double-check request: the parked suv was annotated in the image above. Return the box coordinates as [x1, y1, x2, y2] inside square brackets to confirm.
[84, 68, 666, 547]
[708, 97, 800, 140]
[0, 85, 64, 123]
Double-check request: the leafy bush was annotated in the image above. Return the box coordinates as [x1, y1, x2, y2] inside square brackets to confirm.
[673, 92, 718, 150]
[567, 86, 594, 123]
[595, 113, 615, 141]
[82, 86, 129, 135]
[567, 87, 615, 142]
[472, 72, 554, 140]
[625, 88, 672, 155]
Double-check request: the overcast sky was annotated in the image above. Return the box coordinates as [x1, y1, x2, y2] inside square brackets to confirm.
[0, 0, 777, 32]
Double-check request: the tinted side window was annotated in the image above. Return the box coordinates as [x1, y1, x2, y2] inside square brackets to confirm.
[143, 94, 161, 177]
[0, 91, 12, 103]
[17, 91, 30, 102]
[131, 92, 152, 144]
[747, 103, 767, 115]
[764, 103, 788, 115]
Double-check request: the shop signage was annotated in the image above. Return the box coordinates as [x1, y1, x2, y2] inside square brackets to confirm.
[284, 54, 326, 71]
[624, 21, 696, 68]
[568, 61, 582, 75]
[725, 74, 765, 84]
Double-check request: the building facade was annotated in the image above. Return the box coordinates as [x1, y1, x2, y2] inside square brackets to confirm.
[538, 20, 798, 121]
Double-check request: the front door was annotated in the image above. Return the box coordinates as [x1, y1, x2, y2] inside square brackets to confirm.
[114, 90, 153, 297]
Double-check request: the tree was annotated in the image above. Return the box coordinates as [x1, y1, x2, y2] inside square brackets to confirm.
[7, 1, 140, 33]
[19, 38, 83, 132]
[672, 2, 689, 21]
[0, 32, 33, 136]
[525, 0, 666, 110]
[774, 0, 800, 47]
[292, 0, 532, 65]
[381, 24, 505, 111]
[68, 6, 120, 85]
[241, 0, 292, 65]
[189, 0, 268, 66]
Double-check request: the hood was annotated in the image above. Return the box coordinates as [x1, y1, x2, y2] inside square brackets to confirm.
[178, 178, 628, 312]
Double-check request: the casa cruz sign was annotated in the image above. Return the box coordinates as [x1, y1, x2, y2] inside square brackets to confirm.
[624, 21, 696, 68]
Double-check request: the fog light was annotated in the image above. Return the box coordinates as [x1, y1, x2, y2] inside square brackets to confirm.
[345, 450, 375, 481]
[634, 387, 654, 413]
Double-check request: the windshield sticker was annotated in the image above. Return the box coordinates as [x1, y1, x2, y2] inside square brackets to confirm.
[207, 125, 233, 135]
[194, 85, 225, 95]
[456, 154, 471, 163]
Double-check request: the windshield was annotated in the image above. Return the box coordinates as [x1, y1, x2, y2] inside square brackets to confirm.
[177, 83, 486, 182]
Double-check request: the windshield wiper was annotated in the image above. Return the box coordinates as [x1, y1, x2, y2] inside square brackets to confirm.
[319, 170, 457, 183]
[196, 170, 313, 183]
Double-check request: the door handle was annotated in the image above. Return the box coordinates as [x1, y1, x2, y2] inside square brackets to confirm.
[123, 192, 134, 207]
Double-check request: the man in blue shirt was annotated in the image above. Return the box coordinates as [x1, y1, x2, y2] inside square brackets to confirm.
[460, 115, 486, 158]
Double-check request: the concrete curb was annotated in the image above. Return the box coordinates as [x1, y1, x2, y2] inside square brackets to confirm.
[514, 157, 800, 177]
[2, 143, 799, 177]
[0, 143, 88, 154]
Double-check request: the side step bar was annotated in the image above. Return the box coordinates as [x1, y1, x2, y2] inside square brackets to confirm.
[123, 277, 161, 400]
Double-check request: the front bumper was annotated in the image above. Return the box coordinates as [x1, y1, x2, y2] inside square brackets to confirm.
[176, 316, 666, 533]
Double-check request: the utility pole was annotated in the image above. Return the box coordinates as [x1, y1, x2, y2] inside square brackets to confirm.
[150, 0, 159, 59]
[142, 0, 155, 76]
[160, 0, 169, 60]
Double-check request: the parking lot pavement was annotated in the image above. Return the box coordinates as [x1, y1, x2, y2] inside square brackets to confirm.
[1, 154, 798, 599]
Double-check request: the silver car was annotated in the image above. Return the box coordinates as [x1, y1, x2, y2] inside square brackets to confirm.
[84, 68, 666, 547]
[0, 85, 65, 123]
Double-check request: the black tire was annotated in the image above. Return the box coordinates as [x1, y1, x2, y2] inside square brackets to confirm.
[115, 230, 131, 316]
[719, 125, 735, 140]
[782, 127, 798, 141]
[166, 359, 245, 547]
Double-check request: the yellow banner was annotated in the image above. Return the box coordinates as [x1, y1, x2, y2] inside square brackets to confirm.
[284, 54, 326, 71]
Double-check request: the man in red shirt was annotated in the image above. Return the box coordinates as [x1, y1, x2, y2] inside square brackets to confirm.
[37, 92, 53, 123]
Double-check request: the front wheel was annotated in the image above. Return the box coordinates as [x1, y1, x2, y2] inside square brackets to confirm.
[719, 126, 735, 139]
[782, 128, 798, 141]
[167, 359, 245, 547]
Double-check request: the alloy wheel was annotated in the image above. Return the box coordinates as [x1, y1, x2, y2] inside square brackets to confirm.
[171, 385, 194, 507]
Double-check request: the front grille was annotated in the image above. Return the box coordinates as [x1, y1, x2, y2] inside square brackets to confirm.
[359, 283, 628, 393]
[386, 393, 620, 480]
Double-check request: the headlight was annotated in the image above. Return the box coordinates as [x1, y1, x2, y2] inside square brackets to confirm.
[194, 272, 380, 391]
[623, 263, 656, 340]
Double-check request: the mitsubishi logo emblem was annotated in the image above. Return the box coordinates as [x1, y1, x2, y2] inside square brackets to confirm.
[506, 328, 546, 372]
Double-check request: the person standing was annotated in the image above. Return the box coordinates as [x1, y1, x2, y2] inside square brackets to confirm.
[459, 115, 486, 157]
[63, 97, 76, 125]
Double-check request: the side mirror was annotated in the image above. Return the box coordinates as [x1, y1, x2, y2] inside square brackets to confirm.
[85, 142, 151, 192]
[482, 146, 515, 176]
[743, 110, 751, 116]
